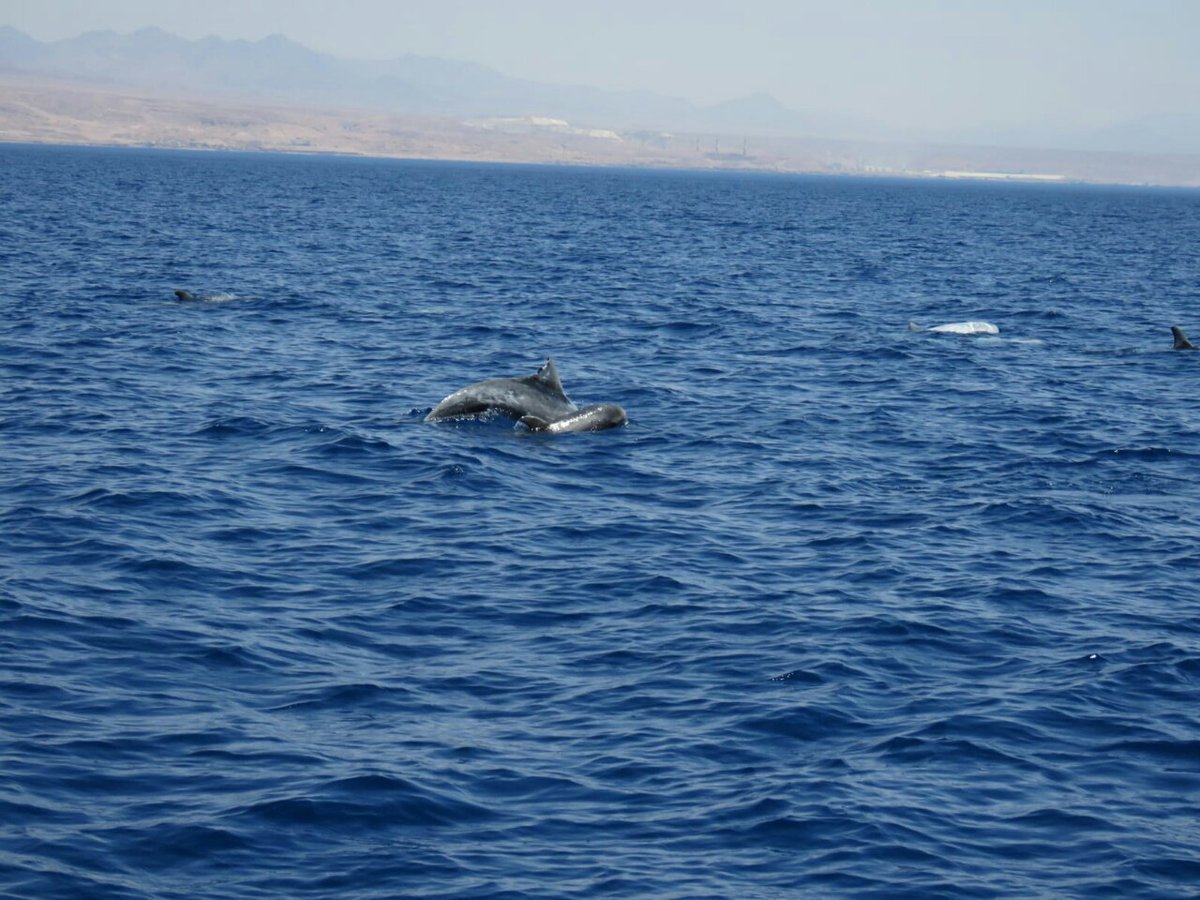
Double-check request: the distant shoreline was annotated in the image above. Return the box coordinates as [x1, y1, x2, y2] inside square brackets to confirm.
[4, 76, 1199, 188]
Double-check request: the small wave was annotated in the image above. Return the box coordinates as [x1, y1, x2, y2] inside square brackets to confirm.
[659, 320, 721, 335]
[191, 642, 273, 672]
[311, 429, 397, 458]
[123, 555, 221, 579]
[1105, 446, 1180, 460]
[190, 415, 277, 438]
[237, 774, 494, 829]
[424, 277, 477, 290]
[110, 823, 253, 869]
[1008, 808, 1112, 831]
[265, 682, 413, 713]
[1011, 307, 1068, 320]
[333, 555, 451, 580]
[1026, 272, 1075, 286]
[769, 668, 824, 685]
[741, 706, 866, 741]
[872, 734, 1035, 769]
[1100, 738, 1200, 762]
[64, 486, 195, 513]
[1134, 856, 1200, 884]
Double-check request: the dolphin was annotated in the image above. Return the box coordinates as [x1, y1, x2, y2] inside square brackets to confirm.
[521, 403, 629, 434]
[1171, 325, 1196, 350]
[425, 359, 627, 433]
[173, 289, 238, 303]
[908, 320, 1000, 335]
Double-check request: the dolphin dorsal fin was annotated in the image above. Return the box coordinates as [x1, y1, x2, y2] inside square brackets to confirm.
[531, 358, 568, 399]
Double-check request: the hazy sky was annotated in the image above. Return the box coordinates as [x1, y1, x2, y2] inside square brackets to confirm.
[4, 0, 1198, 134]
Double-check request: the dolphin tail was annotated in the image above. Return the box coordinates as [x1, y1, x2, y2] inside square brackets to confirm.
[1171, 325, 1196, 350]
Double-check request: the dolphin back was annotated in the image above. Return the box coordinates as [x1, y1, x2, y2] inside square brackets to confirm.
[173, 289, 238, 303]
[425, 358, 578, 423]
[521, 403, 628, 434]
[925, 321, 1000, 335]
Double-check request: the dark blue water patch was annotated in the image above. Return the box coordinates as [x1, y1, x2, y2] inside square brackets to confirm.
[3, 144, 1200, 898]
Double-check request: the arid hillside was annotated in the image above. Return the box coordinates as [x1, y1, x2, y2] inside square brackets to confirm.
[3, 75, 1199, 186]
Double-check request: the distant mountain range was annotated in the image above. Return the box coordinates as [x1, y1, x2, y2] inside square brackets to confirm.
[0, 25, 877, 140]
[2, 25, 1199, 155]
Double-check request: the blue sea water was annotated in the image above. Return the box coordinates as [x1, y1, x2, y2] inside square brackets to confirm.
[2, 143, 1200, 898]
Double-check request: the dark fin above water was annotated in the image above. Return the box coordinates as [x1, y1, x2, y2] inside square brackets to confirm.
[526, 358, 569, 402]
[1171, 325, 1196, 350]
[174, 289, 196, 301]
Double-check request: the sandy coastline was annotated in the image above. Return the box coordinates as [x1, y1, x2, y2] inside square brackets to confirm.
[3, 75, 1198, 187]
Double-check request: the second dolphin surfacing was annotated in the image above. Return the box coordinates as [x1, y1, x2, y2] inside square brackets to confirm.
[425, 359, 628, 434]
[908, 320, 1000, 335]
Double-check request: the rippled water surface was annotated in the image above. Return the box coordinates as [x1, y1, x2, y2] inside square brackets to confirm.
[3, 144, 1200, 898]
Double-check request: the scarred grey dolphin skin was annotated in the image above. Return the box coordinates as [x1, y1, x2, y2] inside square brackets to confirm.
[1171, 326, 1196, 350]
[173, 289, 237, 302]
[426, 358, 576, 423]
[425, 359, 627, 433]
[521, 403, 629, 434]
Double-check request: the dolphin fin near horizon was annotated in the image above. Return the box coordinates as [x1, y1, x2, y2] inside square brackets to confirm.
[426, 359, 627, 434]
[1171, 325, 1196, 350]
